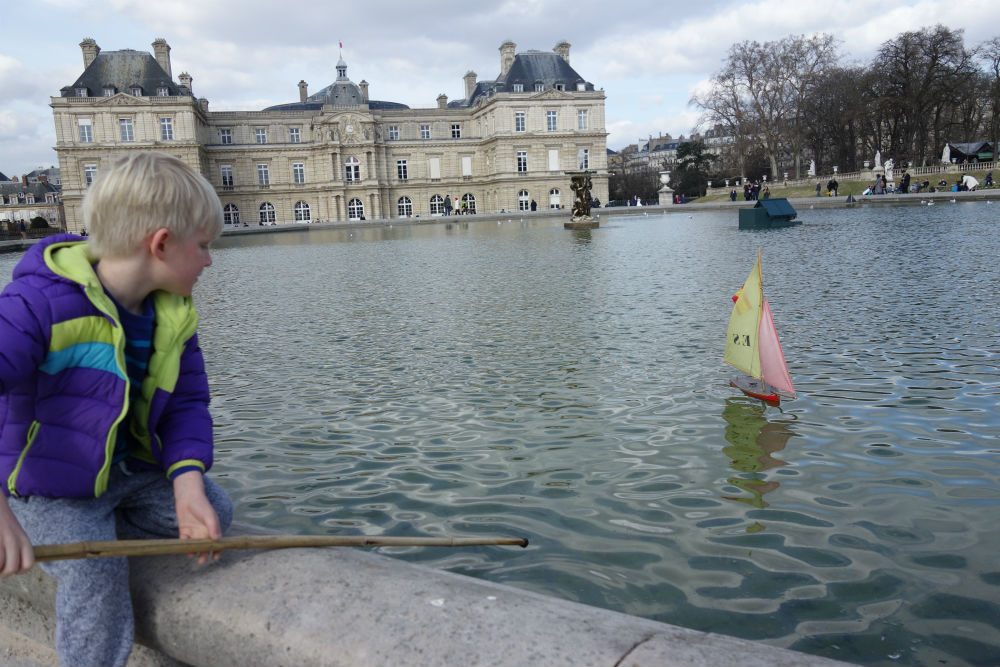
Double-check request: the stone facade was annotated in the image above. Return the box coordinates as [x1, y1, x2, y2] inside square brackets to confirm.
[53, 38, 609, 231]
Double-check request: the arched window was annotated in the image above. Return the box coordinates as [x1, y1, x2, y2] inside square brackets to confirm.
[294, 201, 311, 222]
[518, 190, 530, 211]
[347, 198, 364, 220]
[344, 156, 360, 182]
[397, 196, 412, 217]
[259, 202, 276, 225]
[429, 194, 444, 216]
[549, 188, 561, 209]
[461, 193, 476, 214]
[224, 203, 240, 225]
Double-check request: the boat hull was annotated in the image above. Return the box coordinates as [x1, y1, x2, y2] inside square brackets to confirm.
[730, 375, 781, 404]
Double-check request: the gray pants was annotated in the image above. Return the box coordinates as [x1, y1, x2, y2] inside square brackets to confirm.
[10, 465, 233, 667]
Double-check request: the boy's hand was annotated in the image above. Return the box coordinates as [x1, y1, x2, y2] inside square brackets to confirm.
[173, 471, 221, 566]
[0, 498, 34, 576]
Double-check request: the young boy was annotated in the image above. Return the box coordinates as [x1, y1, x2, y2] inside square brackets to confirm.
[0, 151, 233, 667]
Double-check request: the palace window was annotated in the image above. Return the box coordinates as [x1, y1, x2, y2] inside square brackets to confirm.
[387, 125, 399, 141]
[512, 83, 524, 93]
[294, 201, 311, 222]
[259, 202, 275, 224]
[220, 165, 234, 188]
[257, 163, 270, 186]
[78, 118, 93, 143]
[549, 188, 561, 209]
[344, 156, 360, 182]
[157, 87, 169, 96]
[347, 198, 364, 220]
[451, 123, 462, 139]
[255, 127, 267, 144]
[429, 195, 444, 216]
[129, 86, 142, 96]
[103, 87, 116, 97]
[224, 203, 240, 225]
[515, 112, 525, 133]
[397, 196, 412, 217]
[289, 127, 300, 143]
[547, 110, 557, 132]
[518, 189, 530, 211]
[220, 128, 232, 145]
[577, 109, 588, 130]
[119, 118, 134, 142]
[420, 124, 431, 140]
[396, 160, 408, 181]
[578, 148, 589, 170]
[516, 151, 528, 173]
[292, 162, 305, 184]
[84, 164, 97, 187]
[534, 82, 544, 92]
[75, 87, 88, 97]
[461, 193, 476, 214]
[160, 117, 174, 141]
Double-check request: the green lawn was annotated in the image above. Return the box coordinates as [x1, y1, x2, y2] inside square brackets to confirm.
[699, 168, 996, 203]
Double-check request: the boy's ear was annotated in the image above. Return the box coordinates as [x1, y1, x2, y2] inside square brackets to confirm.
[148, 228, 171, 260]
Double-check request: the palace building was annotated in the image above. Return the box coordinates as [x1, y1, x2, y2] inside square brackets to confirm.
[52, 38, 608, 231]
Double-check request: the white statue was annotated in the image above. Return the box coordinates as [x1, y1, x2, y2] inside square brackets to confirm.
[884, 158, 894, 182]
[807, 159, 816, 176]
[875, 151, 881, 168]
[941, 144, 951, 164]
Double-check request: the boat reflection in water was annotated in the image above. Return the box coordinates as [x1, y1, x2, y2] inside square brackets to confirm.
[720, 398, 795, 533]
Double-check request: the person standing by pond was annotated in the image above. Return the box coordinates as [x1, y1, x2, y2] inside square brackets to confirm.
[0, 151, 233, 667]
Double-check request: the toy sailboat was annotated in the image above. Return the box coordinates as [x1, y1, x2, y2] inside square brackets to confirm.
[724, 251, 796, 404]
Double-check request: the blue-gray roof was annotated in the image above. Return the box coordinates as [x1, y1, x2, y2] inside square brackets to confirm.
[61, 49, 187, 97]
[264, 60, 410, 112]
[450, 50, 594, 107]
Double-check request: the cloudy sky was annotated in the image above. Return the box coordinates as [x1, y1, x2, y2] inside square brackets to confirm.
[2, 0, 998, 177]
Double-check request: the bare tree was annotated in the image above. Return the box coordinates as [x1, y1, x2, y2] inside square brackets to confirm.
[693, 35, 838, 179]
[876, 25, 976, 164]
[979, 37, 1000, 164]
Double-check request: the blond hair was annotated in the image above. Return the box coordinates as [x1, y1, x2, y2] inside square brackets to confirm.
[83, 152, 223, 258]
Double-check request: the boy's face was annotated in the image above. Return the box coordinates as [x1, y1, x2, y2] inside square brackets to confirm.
[158, 228, 215, 296]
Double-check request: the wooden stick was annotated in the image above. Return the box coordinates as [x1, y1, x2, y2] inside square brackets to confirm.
[34, 535, 529, 563]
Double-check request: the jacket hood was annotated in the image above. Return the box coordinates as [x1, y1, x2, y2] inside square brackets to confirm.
[12, 234, 91, 283]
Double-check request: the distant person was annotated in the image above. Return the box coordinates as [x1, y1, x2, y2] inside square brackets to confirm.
[827, 178, 839, 197]
[898, 171, 911, 194]
[444, 195, 453, 216]
[0, 151, 232, 667]
[762, 185, 770, 199]
[984, 171, 993, 187]
[730, 189, 737, 201]
[815, 182, 821, 197]
[530, 199, 537, 211]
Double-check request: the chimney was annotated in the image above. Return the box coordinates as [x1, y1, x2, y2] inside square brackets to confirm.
[152, 38, 172, 79]
[554, 41, 571, 63]
[463, 71, 477, 99]
[298, 80, 308, 103]
[359, 80, 369, 102]
[199, 98, 209, 112]
[178, 72, 192, 94]
[437, 93, 448, 109]
[499, 41, 516, 76]
[80, 38, 100, 69]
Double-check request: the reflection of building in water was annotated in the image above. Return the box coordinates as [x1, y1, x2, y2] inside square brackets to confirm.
[720, 399, 794, 530]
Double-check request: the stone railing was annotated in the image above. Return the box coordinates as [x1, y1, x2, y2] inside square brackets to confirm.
[0, 526, 855, 667]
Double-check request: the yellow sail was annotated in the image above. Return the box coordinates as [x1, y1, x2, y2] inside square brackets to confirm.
[724, 252, 763, 378]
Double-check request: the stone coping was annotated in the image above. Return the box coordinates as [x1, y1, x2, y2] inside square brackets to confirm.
[0, 527, 856, 667]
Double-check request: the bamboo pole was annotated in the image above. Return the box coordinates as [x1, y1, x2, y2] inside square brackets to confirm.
[34, 535, 529, 563]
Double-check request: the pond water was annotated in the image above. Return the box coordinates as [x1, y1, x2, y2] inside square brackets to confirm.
[3, 204, 999, 667]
